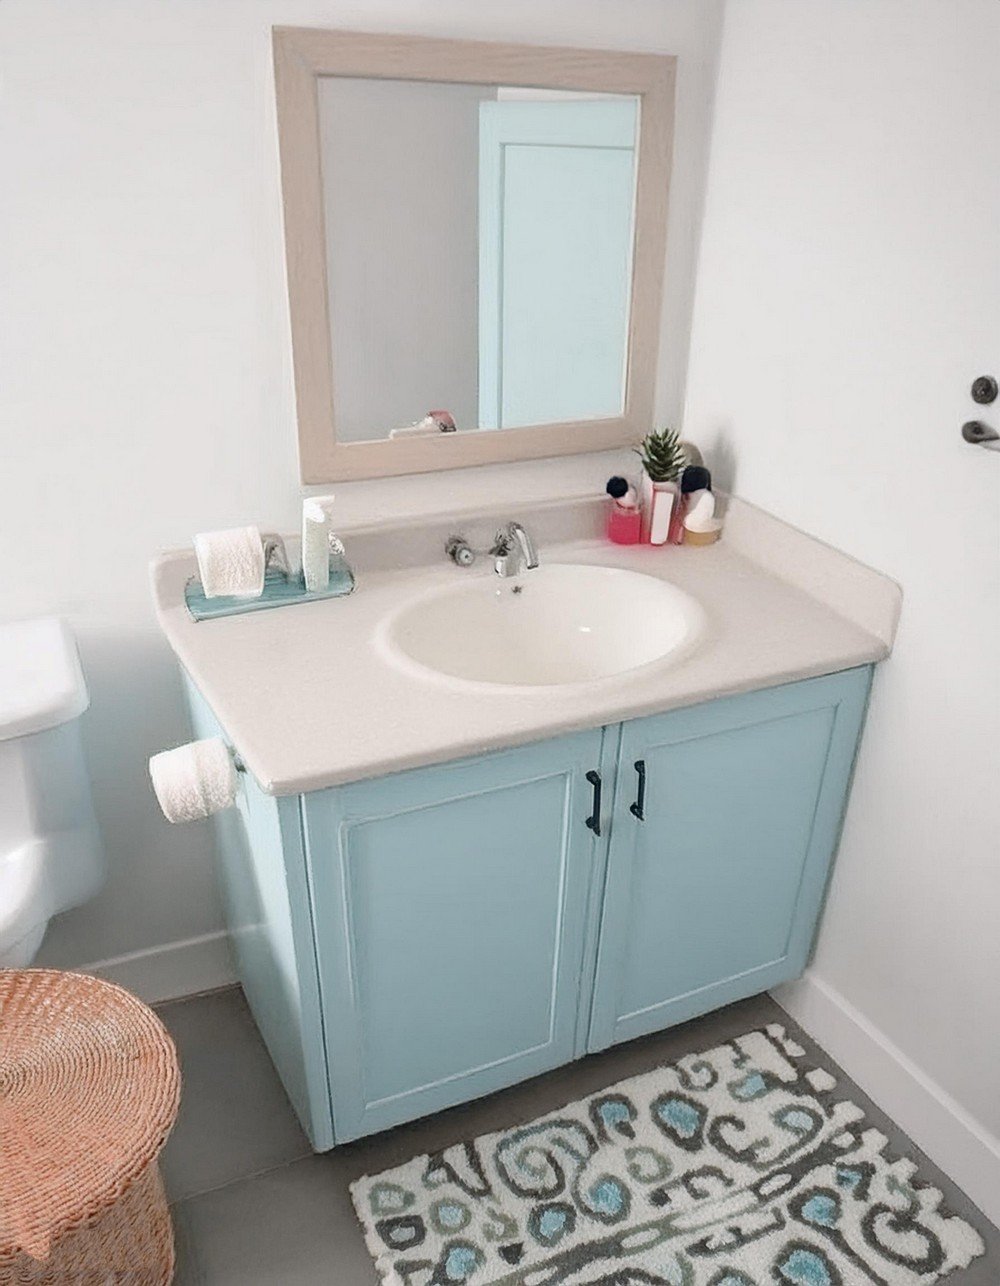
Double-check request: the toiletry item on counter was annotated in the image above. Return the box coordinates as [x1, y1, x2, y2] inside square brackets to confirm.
[645, 478, 678, 546]
[669, 465, 713, 545]
[389, 410, 457, 438]
[193, 526, 266, 599]
[684, 524, 723, 546]
[681, 465, 712, 494]
[302, 495, 337, 592]
[683, 487, 723, 545]
[605, 476, 642, 544]
[185, 529, 354, 621]
[667, 496, 687, 546]
[635, 428, 687, 545]
[149, 736, 238, 823]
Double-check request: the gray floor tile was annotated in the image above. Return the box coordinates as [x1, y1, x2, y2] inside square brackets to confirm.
[157, 987, 310, 1201]
[170, 1199, 201, 1286]
[176, 1154, 368, 1286]
[170, 988, 998, 1284]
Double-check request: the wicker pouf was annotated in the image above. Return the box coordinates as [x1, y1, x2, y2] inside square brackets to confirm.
[0, 969, 181, 1285]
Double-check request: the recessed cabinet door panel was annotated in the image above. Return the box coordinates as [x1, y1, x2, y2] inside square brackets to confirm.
[303, 730, 606, 1142]
[589, 669, 871, 1051]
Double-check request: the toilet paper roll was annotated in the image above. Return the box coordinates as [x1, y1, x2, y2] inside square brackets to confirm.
[149, 737, 238, 823]
[194, 526, 266, 598]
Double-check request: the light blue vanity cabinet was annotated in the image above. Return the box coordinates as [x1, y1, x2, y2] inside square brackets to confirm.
[185, 677, 336, 1150]
[587, 668, 871, 1052]
[185, 666, 871, 1151]
[300, 729, 612, 1142]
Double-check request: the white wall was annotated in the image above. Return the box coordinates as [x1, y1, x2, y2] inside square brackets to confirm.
[684, 0, 1000, 1218]
[1, 0, 723, 996]
[320, 78, 492, 440]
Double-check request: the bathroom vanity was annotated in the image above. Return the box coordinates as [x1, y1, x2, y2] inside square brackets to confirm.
[153, 496, 900, 1152]
[142, 26, 905, 1157]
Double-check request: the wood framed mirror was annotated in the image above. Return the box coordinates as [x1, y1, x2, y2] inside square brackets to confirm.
[273, 28, 676, 482]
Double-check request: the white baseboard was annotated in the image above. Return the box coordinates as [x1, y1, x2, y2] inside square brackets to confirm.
[772, 971, 1000, 1227]
[79, 930, 237, 1005]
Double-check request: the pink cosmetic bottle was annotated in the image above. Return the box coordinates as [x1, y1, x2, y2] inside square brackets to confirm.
[605, 477, 642, 544]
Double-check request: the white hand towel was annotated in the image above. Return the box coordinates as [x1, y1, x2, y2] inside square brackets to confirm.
[194, 526, 265, 598]
[149, 737, 238, 823]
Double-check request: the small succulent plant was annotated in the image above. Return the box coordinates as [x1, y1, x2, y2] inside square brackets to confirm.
[635, 428, 687, 483]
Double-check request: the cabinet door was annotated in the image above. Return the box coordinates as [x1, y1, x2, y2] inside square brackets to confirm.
[589, 668, 871, 1052]
[303, 730, 608, 1141]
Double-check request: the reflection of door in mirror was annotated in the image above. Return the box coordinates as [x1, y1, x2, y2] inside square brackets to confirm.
[479, 97, 637, 431]
[318, 79, 638, 443]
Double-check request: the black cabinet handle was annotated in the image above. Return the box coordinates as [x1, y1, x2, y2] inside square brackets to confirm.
[629, 759, 647, 821]
[585, 770, 602, 836]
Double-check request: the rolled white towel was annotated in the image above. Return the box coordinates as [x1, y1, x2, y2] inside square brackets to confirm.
[194, 525, 266, 598]
[149, 737, 238, 823]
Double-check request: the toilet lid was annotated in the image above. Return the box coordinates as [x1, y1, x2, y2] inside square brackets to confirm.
[0, 617, 88, 741]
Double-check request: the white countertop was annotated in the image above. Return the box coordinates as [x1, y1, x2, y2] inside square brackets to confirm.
[151, 497, 900, 795]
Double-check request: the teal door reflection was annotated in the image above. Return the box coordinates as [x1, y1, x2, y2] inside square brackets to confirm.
[479, 99, 638, 429]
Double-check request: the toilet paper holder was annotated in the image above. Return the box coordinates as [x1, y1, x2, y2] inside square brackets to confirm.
[149, 736, 247, 824]
[184, 532, 355, 621]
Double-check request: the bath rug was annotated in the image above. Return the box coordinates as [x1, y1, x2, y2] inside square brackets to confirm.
[351, 1024, 985, 1285]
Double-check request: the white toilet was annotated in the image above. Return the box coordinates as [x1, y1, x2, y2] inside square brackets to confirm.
[0, 617, 105, 966]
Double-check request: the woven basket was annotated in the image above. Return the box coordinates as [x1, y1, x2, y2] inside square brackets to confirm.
[0, 969, 181, 1285]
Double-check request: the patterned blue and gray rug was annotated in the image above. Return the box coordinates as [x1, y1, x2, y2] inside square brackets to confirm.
[352, 1025, 985, 1285]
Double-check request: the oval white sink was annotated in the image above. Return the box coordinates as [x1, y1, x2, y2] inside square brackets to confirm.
[379, 564, 704, 690]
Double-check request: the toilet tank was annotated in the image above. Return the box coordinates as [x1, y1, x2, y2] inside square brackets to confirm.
[0, 619, 105, 927]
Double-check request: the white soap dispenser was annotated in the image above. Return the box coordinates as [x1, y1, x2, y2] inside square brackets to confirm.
[301, 494, 337, 592]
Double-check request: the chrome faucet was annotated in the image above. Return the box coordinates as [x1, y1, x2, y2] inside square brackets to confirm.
[490, 522, 539, 578]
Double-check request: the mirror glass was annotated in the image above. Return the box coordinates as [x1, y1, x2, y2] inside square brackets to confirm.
[317, 78, 639, 443]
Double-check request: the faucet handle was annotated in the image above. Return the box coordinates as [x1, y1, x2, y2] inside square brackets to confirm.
[490, 529, 519, 578]
[488, 522, 538, 577]
[445, 536, 476, 567]
[489, 529, 512, 556]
